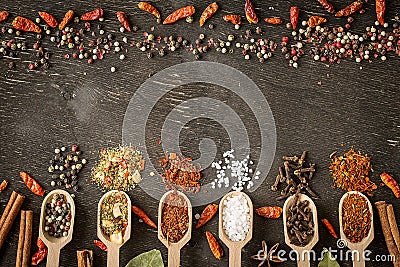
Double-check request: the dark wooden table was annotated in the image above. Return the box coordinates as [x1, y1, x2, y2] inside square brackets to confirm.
[1, 0, 400, 266]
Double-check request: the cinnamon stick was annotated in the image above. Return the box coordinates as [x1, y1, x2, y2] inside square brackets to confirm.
[16, 211, 26, 267]
[387, 204, 400, 253]
[0, 191, 25, 249]
[375, 201, 400, 267]
[0, 191, 18, 229]
[77, 249, 93, 267]
[22, 210, 33, 267]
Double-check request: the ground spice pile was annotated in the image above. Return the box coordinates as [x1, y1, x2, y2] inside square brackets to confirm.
[329, 148, 377, 192]
[91, 146, 145, 191]
[160, 153, 201, 192]
[160, 191, 189, 243]
[342, 193, 371, 243]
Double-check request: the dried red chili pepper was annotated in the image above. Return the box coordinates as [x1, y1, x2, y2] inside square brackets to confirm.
[335, 1, 363, 17]
[37, 238, 45, 250]
[376, 0, 385, 25]
[163, 6, 195, 25]
[94, 240, 108, 251]
[290, 6, 299, 29]
[316, 0, 335, 13]
[38, 12, 58, 28]
[31, 248, 48, 265]
[255, 206, 283, 219]
[199, 2, 218, 27]
[321, 218, 338, 238]
[223, 14, 242, 25]
[59, 10, 74, 30]
[245, 0, 258, 24]
[195, 204, 218, 229]
[138, 2, 161, 20]
[381, 173, 400, 198]
[31, 238, 47, 266]
[0, 180, 8, 192]
[131, 205, 157, 229]
[116, 12, 131, 32]
[206, 231, 223, 260]
[0, 11, 9, 22]
[307, 15, 327, 28]
[264, 17, 283, 25]
[12, 16, 41, 33]
[19, 171, 44, 197]
[80, 8, 104, 21]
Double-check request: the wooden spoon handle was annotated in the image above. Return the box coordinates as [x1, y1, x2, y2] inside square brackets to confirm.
[168, 244, 181, 267]
[353, 258, 365, 267]
[46, 247, 60, 267]
[297, 258, 310, 267]
[228, 246, 242, 267]
[107, 245, 120, 267]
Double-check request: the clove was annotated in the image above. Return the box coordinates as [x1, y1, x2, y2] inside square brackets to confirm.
[271, 174, 280, 191]
[282, 155, 299, 162]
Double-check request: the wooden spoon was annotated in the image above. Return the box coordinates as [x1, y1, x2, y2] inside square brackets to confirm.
[158, 190, 192, 267]
[39, 189, 75, 267]
[338, 191, 374, 267]
[283, 193, 319, 267]
[218, 191, 253, 267]
[97, 190, 132, 267]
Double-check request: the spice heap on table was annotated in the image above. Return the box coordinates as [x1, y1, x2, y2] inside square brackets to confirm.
[48, 145, 86, 191]
[160, 191, 189, 243]
[211, 149, 259, 192]
[271, 151, 318, 200]
[100, 191, 129, 245]
[222, 194, 251, 242]
[160, 153, 201, 193]
[329, 148, 377, 192]
[91, 146, 144, 191]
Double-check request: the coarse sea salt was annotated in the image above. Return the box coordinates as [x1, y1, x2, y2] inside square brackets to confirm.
[222, 194, 250, 242]
[211, 150, 259, 192]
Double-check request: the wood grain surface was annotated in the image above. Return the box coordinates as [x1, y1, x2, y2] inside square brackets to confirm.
[1, 0, 400, 266]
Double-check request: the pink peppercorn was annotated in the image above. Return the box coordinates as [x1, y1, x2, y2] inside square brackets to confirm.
[28, 63, 35, 70]
[64, 54, 70, 59]
[282, 36, 289, 43]
[72, 53, 78, 59]
[88, 58, 93, 64]
[291, 49, 297, 56]
[72, 145, 78, 152]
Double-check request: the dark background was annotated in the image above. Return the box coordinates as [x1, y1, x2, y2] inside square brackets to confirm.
[1, 0, 400, 266]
